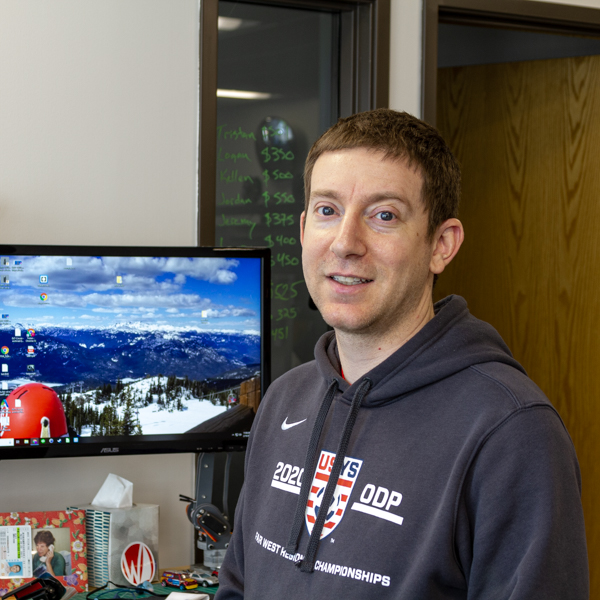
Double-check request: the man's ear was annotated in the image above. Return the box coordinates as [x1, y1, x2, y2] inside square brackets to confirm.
[430, 218, 464, 275]
[300, 211, 306, 246]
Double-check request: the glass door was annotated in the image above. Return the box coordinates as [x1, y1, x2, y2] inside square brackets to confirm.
[215, 2, 338, 380]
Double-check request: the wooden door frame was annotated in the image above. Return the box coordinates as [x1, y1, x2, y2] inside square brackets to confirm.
[423, 0, 600, 125]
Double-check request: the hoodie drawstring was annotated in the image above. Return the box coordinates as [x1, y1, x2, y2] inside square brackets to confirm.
[285, 378, 340, 556]
[288, 377, 372, 573]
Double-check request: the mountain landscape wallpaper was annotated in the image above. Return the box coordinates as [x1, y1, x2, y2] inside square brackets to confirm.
[0, 253, 263, 437]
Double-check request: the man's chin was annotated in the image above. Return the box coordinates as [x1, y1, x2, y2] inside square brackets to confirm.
[322, 312, 376, 335]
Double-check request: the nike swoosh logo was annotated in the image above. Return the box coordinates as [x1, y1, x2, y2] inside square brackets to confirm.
[281, 417, 307, 431]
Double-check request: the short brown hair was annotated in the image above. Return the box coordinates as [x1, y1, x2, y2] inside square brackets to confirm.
[34, 530, 56, 546]
[304, 109, 461, 238]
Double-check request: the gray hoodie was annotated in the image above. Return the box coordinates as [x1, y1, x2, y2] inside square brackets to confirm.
[216, 295, 589, 599]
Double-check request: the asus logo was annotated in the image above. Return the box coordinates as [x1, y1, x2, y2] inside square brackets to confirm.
[100, 447, 120, 454]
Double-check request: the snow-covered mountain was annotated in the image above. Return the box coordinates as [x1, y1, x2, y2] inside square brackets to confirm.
[0, 325, 260, 387]
[66, 374, 236, 436]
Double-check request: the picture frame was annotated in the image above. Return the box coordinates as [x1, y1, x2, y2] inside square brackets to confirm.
[0, 510, 88, 595]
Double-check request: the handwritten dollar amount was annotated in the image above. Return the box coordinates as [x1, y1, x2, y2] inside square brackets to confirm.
[263, 191, 295, 207]
[271, 253, 299, 268]
[272, 307, 297, 321]
[272, 280, 304, 301]
[264, 234, 296, 247]
[272, 326, 289, 341]
[261, 125, 288, 138]
[261, 147, 294, 162]
[262, 169, 293, 183]
[265, 213, 294, 228]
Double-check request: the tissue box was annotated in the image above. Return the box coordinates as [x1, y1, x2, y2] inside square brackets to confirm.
[70, 504, 158, 587]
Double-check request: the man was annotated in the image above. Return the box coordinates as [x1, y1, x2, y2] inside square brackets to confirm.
[216, 109, 589, 598]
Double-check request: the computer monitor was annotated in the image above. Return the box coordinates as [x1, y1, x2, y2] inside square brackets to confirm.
[0, 244, 270, 460]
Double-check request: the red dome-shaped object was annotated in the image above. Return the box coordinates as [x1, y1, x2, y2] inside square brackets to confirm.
[1, 383, 68, 438]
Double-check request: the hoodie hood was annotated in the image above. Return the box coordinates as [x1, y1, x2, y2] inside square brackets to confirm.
[315, 295, 525, 406]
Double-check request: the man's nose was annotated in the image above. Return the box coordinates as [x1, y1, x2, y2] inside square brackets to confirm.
[330, 213, 367, 258]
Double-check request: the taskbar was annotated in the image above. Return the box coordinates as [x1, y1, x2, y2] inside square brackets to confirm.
[0, 435, 79, 447]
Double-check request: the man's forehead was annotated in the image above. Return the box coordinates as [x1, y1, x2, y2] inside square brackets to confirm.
[313, 147, 422, 176]
[310, 148, 425, 203]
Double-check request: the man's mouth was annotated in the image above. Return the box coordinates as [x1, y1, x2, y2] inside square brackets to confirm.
[330, 275, 372, 286]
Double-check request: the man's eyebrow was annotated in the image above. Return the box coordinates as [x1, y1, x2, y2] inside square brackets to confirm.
[310, 189, 406, 200]
[310, 189, 340, 200]
[310, 189, 415, 210]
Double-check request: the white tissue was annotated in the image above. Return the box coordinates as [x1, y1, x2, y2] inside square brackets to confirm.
[91, 473, 134, 508]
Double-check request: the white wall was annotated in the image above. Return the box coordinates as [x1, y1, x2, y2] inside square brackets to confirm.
[0, 454, 196, 569]
[0, 0, 200, 570]
[389, 0, 423, 117]
[0, 0, 200, 246]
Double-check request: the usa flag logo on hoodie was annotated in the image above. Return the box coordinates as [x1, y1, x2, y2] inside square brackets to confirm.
[305, 450, 363, 538]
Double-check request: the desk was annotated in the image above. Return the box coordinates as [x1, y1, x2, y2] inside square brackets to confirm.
[75, 580, 217, 600]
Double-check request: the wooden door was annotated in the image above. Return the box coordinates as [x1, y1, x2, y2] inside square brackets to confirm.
[436, 55, 600, 596]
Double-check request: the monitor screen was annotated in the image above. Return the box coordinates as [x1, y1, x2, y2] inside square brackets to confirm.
[0, 245, 270, 459]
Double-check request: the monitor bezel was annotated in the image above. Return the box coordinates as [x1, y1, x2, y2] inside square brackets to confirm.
[0, 244, 270, 460]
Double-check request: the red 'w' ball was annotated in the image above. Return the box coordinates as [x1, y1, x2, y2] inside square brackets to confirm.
[121, 542, 156, 585]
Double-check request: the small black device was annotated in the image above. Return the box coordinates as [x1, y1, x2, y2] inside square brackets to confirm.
[1, 574, 65, 600]
[181, 452, 233, 551]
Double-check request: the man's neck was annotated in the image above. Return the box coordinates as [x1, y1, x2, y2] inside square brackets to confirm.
[336, 301, 435, 384]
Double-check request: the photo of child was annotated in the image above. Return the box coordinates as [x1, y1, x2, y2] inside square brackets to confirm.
[8, 563, 22, 574]
[0, 558, 23, 578]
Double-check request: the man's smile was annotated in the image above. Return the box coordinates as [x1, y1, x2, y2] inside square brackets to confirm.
[330, 275, 373, 285]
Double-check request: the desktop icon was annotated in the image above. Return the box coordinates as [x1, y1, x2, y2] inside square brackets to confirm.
[66, 257, 73, 266]
[14, 260, 22, 266]
[14, 328, 21, 337]
[201, 310, 208, 319]
[26, 365, 35, 372]
[40, 293, 48, 301]
[2, 364, 8, 373]
[1, 382, 7, 390]
[26, 328, 35, 338]
[2, 276, 9, 285]
[1, 258, 9, 266]
[1, 347, 8, 355]
[116, 276, 123, 284]
[27, 346, 35, 354]
[39, 275, 48, 284]
[1, 314, 8, 319]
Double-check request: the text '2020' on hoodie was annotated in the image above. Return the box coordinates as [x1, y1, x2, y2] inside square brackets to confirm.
[216, 295, 589, 600]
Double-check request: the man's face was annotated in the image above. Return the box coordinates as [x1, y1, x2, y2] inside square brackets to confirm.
[301, 148, 439, 338]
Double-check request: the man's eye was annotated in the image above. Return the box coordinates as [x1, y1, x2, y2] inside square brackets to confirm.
[376, 211, 395, 221]
[317, 206, 335, 216]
